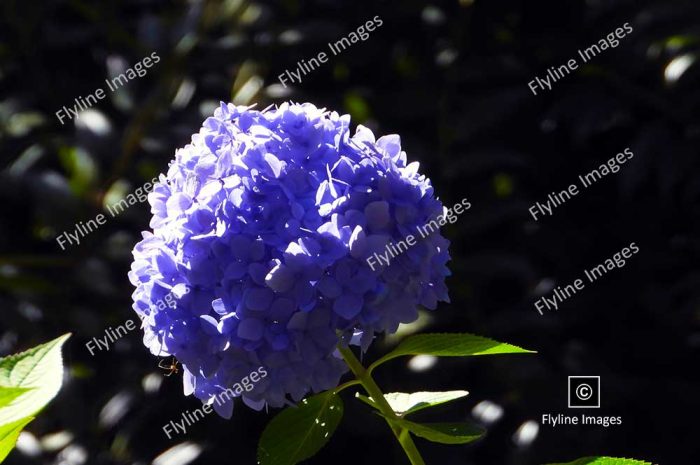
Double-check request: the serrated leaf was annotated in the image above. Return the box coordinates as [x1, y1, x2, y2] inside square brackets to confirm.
[398, 419, 485, 444]
[544, 458, 653, 465]
[0, 334, 70, 425]
[355, 391, 469, 417]
[0, 387, 32, 409]
[371, 333, 534, 370]
[0, 416, 33, 462]
[258, 391, 344, 465]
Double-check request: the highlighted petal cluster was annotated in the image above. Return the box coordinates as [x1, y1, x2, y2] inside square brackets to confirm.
[129, 102, 450, 417]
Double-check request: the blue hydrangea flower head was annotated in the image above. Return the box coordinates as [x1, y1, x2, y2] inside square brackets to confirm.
[129, 102, 450, 417]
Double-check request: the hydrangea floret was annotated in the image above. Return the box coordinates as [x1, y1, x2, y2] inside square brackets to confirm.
[129, 102, 450, 418]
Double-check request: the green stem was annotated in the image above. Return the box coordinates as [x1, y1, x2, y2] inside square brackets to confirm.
[337, 344, 426, 465]
[334, 379, 361, 394]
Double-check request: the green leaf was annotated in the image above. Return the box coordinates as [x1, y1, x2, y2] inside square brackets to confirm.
[0, 387, 32, 409]
[58, 147, 98, 196]
[0, 334, 71, 425]
[398, 419, 485, 444]
[384, 391, 469, 416]
[370, 333, 534, 370]
[355, 391, 469, 417]
[0, 416, 33, 462]
[257, 391, 344, 465]
[343, 92, 371, 123]
[544, 458, 653, 465]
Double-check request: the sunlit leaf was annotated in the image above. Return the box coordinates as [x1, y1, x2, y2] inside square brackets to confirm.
[370, 333, 534, 371]
[0, 417, 33, 463]
[0, 334, 71, 425]
[0, 387, 31, 409]
[544, 458, 653, 465]
[355, 391, 469, 417]
[258, 391, 344, 465]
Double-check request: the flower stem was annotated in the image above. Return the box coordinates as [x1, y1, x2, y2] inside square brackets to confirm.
[334, 379, 361, 393]
[337, 344, 426, 465]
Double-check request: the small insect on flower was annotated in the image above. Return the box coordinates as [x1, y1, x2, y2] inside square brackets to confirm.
[158, 357, 179, 377]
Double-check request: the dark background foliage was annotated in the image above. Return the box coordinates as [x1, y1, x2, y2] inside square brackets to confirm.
[1, 0, 699, 464]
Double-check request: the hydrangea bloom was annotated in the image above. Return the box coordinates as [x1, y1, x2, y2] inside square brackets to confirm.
[129, 102, 450, 417]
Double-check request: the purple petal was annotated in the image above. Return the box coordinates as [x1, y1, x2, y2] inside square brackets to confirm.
[333, 294, 363, 319]
[237, 318, 264, 340]
[245, 288, 274, 311]
[364, 201, 391, 231]
[200, 315, 220, 335]
[265, 263, 295, 293]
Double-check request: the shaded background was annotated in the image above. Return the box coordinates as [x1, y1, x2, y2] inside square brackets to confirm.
[1, 0, 699, 463]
